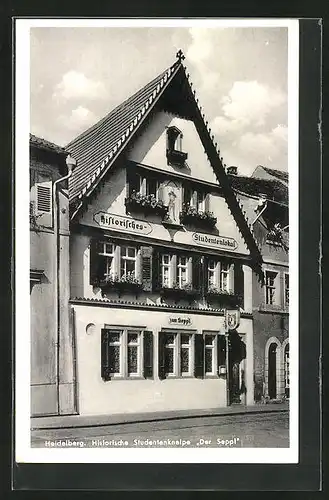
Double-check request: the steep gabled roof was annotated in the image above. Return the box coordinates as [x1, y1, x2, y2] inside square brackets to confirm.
[228, 174, 288, 206]
[67, 61, 181, 202]
[67, 53, 263, 264]
[30, 133, 66, 155]
[252, 165, 288, 184]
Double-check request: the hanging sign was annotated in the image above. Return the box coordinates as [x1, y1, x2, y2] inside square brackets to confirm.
[192, 232, 238, 250]
[93, 212, 152, 235]
[224, 309, 241, 331]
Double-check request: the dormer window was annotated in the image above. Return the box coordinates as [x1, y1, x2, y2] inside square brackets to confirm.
[166, 126, 188, 167]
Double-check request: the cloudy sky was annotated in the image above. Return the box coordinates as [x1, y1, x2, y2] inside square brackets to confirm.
[30, 25, 288, 176]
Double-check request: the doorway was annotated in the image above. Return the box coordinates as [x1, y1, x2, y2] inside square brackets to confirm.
[268, 342, 277, 399]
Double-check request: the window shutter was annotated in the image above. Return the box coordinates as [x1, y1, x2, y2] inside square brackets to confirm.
[90, 239, 107, 285]
[191, 190, 198, 208]
[143, 331, 154, 379]
[234, 262, 244, 306]
[194, 334, 204, 378]
[152, 249, 161, 291]
[158, 331, 166, 380]
[36, 181, 52, 214]
[192, 255, 202, 292]
[183, 185, 191, 204]
[217, 334, 226, 367]
[140, 246, 153, 291]
[157, 181, 164, 201]
[101, 329, 111, 381]
[202, 256, 209, 295]
[228, 262, 235, 293]
[204, 193, 210, 213]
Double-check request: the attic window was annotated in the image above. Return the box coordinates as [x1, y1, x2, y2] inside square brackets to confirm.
[166, 126, 188, 167]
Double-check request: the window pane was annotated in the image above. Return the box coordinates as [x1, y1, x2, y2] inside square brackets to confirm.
[165, 347, 174, 374]
[127, 247, 136, 258]
[121, 247, 127, 256]
[165, 334, 175, 345]
[180, 347, 189, 373]
[205, 348, 213, 373]
[162, 255, 169, 265]
[109, 331, 121, 343]
[128, 332, 138, 343]
[128, 346, 138, 374]
[105, 243, 113, 254]
[109, 345, 120, 373]
[205, 335, 214, 346]
[179, 256, 186, 266]
[181, 334, 190, 345]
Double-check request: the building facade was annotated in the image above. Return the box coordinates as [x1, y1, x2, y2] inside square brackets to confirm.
[66, 55, 263, 416]
[228, 168, 289, 402]
[30, 134, 76, 416]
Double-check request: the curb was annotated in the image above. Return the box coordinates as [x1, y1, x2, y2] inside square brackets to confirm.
[31, 406, 289, 431]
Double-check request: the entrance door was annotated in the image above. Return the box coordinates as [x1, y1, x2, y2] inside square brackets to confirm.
[268, 343, 277, 399]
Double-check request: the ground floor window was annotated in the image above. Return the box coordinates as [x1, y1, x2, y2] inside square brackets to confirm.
[101, 328, 153, 380]
[284, 343, 290, 398]
[159, 331, 226, 379]
[163, 332, 193, 377]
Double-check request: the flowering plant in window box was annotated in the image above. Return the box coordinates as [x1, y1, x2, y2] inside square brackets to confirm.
[266, 223, 284, 246]
[125, 191, 169, 218]
[97, 272, 144, 296]
[179, 203, 217, 229]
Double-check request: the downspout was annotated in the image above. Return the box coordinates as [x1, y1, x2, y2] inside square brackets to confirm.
[53, 154, 77, 414]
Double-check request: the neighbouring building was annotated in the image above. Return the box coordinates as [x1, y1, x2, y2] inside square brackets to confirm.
[29, 134, 76, 416]
[66, 52, 264, 416]
[227, 166, 289, 402]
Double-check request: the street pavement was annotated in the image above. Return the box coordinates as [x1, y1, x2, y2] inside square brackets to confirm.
[31, 411, 289, 448]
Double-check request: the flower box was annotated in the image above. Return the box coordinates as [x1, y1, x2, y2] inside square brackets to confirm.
[166, 149, 188, 167]
[179, 203, 217, 229]
[125, 191, 168, 218]
[160, 284, 201, 301]
[96, 274, 144, 296]
[205, 288, 243, 307]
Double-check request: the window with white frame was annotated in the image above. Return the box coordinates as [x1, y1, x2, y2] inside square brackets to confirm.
[220, 262, 230, 292]
[136, 174, 159, 199]
[98, 242, 115, 279]
[160, 253, 192, 289]
[102, 329, 143, 378]
[207, 260, 231, 292]
[204, 334, 216, 375]
[207, 259, 217, 288]
[161, 254, 171, 287]
[163, 332, 193, 377]
[284, 273, 289, 307]
[120, 246, 137, 278]
[185, 187, 206, 211]
[177, 255, 189, 287]
[265, 270, 278, 305]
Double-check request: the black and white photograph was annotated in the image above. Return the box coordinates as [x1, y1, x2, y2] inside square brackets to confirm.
[15, 18, 299, 464]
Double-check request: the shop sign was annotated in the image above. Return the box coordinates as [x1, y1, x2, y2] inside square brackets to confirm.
[192, 232, 238, 251]
[168, 316, 192, 327]
[94, 212, 152, 235]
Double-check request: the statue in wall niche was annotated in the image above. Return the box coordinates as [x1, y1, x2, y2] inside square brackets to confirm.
[164, 180, 180, 224]
[168, 190, 177, 223]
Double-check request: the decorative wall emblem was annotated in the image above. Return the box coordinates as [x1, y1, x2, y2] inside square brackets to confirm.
[225, 309, 241, 330]
[93, 212, 152, 235]
[192, 232, 238, 250]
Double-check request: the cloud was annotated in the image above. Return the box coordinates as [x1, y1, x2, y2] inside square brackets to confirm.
[237, 125, 288, 165]
[220, 81, 286, 127]
[53, 70, 107, 101]
[186, 28, 214, 64]
[58, 106, 97, 132]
